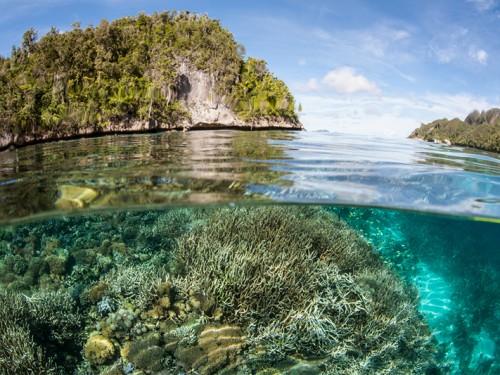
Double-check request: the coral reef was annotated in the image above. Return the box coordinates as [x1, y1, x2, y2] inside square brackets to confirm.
[171, 206, 439, 373]
[173, 324, 246, 374]
[84, 335, 116, 365]
[0, 206, 443, 374]
[0, 289, 82, 374]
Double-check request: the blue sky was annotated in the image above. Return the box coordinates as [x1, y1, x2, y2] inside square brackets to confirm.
[1, 0, 499, 136]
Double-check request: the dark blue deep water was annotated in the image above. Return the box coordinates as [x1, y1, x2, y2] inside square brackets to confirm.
[0, 130, 498, 374]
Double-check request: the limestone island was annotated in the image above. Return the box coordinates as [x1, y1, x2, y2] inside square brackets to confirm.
[0, 12, 302, 150]
[410, 108, 500, 153]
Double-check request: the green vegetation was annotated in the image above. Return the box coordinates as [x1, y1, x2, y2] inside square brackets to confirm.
[410, 108, 500, 152]
[231, 58, 297, 121]
[0, 12, 298, 147]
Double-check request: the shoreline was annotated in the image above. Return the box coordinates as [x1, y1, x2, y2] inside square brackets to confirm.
[0, 120, 303, 152]
[409, 134, 499, 153]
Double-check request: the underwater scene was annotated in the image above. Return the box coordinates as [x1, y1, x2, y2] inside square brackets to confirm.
[0, 130, 499, 375]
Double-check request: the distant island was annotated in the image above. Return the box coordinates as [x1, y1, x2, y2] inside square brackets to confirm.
[0, 12, 302, 150]
[410, 108, 500, 153]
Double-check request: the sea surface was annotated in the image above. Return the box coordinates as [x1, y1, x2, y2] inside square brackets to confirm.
[0, 130, 499, 374]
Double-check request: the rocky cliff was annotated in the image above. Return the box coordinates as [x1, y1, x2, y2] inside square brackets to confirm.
[0, 12, 302, 150]
[0, 63, 302, 150]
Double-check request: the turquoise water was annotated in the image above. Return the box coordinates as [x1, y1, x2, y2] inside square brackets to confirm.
[0, 130, 499, 374]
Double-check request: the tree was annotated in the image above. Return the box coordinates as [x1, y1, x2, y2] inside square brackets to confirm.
[21, 28, 38, 55]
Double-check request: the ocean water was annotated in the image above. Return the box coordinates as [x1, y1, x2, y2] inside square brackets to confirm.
[0, 130, 499, 374]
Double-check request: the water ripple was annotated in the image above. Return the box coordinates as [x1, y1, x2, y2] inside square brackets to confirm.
[0, 129, 499, 222]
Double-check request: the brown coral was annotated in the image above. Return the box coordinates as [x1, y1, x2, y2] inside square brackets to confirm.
[175, 324, 246, 375]
[84, 334, 115, 365]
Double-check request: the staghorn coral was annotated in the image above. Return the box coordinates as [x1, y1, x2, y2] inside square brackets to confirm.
[0, 289, 82, 374]
[102, 264, 168, 309]
[0, 290, 56, 374]
[172, 206, 440, 373]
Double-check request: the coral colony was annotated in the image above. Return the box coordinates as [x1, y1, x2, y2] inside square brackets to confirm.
[0, 207, 441, 374]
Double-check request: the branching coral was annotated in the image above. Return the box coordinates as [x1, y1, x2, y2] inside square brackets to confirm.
[0, 289, 82, 374]
[0, 206, 442, 374]
[102, 264, 168, 309]
[172, 206, 439, 373]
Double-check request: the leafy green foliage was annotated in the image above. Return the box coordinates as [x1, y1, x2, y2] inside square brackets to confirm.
[231, 58, 297, 121]
[0, 12, 298, 144]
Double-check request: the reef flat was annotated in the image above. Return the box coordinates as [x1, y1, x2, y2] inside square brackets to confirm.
[0, 206, 441, 374]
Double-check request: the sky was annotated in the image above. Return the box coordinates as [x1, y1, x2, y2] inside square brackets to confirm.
[0, 0, 499, 137]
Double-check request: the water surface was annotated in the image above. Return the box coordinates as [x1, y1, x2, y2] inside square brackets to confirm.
[0, 130, 499, 222]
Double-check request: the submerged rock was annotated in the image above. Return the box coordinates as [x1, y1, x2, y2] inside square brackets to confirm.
[55, 185, 99, 209]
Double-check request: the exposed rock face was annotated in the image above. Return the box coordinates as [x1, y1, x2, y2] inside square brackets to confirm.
[465, 108, 500, 126]
[177, 62, 241, 128]
[0, 64, 302, 151]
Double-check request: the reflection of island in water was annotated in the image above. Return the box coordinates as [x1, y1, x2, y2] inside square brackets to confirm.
[0, 130, 296, 222]
[1, 129, 499, 223]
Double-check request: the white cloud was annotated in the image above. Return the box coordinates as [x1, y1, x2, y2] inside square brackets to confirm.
[322, 67, 380, 94]
[392, 30, 411, 41]
[358, 26, 412, 59]
[296, 91, 498, 137]
[469, 48, 488, 64]
[467, 0, 497, 11]
[312, 28, 332, 41]
[421, 93, 495, 117]
[431, 47, 457, 63]
[297, 78, 320, 92]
